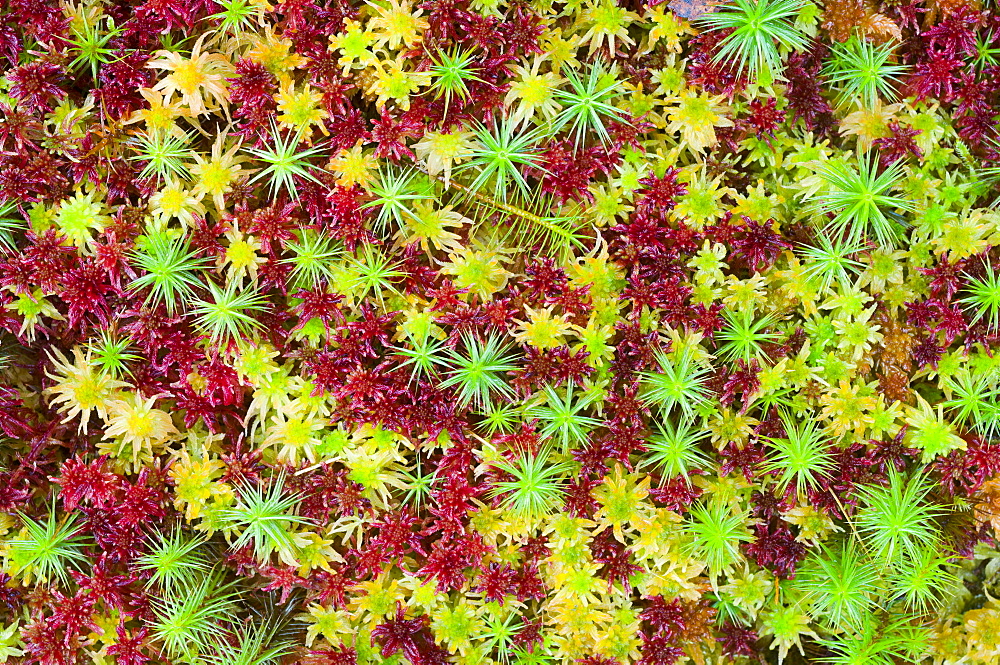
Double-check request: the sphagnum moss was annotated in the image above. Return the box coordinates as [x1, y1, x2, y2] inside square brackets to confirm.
[1, 2, 999, 663]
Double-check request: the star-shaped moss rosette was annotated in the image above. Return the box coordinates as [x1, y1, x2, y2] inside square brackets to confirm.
[0, 0, 1000, 663]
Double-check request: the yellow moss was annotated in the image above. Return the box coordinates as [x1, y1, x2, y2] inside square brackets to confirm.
[44, 347, 128, 434]
[593, 465, 652, 543]
[103, 392, 179, 464]
[666, 92, 734, 153]
[170, 452, 228, 521]
[148, 35, 233, 116]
